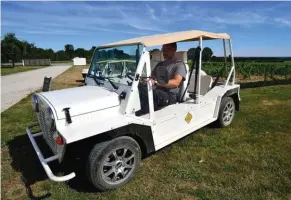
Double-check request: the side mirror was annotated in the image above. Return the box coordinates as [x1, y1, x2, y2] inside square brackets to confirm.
[155, 67, 169, 84]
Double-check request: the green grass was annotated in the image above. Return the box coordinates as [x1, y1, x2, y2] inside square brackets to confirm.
[1, 66, 47, 76]
[51, 60, 73, 64]
[1, 66, 291, 200]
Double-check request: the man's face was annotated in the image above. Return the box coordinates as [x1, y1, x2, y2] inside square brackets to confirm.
[162, 44, 176, 60]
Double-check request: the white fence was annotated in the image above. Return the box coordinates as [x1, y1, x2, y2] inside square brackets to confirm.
[23, 59, 51, 66]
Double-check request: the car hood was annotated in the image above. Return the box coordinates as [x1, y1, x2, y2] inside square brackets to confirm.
[39, 86, 120, 120]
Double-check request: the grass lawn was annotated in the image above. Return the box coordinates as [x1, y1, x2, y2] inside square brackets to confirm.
[51, 61, 73, 64]
[1, 66, 48, 76]
[1, 66, 291, 200]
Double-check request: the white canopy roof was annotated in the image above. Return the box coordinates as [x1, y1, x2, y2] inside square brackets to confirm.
[98, 30, 230, 48]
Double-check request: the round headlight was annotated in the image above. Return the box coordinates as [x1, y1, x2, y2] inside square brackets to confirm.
[47, 107, 54, 120]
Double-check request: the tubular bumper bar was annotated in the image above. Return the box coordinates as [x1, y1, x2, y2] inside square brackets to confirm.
[26, 124, 76, 182]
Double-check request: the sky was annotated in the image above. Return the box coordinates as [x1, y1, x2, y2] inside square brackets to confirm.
[1, 1, 291, 57]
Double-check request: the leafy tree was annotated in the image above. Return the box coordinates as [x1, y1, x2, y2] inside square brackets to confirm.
[75, 48, 86, 58]
[64, 44, 74, 59]
[1, 33, 27, 67]
[187, 48, 196, 60]
[55, 50, 69, 61]
[202, 47, 213, 62]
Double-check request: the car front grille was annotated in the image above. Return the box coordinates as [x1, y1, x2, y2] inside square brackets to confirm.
[37, 99, 58, 154]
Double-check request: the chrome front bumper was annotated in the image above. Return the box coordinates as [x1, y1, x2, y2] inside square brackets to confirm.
[26, 124, 76, 182]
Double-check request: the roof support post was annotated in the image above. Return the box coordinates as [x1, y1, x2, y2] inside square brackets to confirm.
[228, 39, 235, 84]
[145, 48, 155, 120]
[195, 36, 202, 104]
[224, 39, 236, 87]
[223, 39, 227, 77]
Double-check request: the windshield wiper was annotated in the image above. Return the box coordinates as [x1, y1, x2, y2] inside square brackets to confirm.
[95, 76, 119, 90]
[87, 74, 104, 86]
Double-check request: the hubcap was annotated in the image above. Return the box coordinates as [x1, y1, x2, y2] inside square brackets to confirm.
[222, 101, 234, 126]
[101, 148, 135, 184]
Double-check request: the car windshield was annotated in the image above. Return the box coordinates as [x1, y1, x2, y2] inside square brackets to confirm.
[88, 44, 142, 85]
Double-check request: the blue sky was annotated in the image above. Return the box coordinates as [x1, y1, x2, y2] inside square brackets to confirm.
[2, 1, 291, 57]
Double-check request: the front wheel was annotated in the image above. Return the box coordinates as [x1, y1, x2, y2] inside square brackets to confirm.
[87, 136, 141, 191]
[216, 97, 236, 128]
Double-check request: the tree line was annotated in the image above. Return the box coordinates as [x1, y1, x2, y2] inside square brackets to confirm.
[3, 32, 288, 68]
[1, 33, 96, 67]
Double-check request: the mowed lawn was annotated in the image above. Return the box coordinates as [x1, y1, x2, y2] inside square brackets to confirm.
[1, 66, 47, 76]
[1, 66, 291, 200]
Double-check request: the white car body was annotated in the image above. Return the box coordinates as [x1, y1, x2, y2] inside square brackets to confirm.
[26, 30, 240, 186]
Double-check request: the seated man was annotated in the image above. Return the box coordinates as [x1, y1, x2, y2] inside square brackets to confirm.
[138, 42, 187, 114]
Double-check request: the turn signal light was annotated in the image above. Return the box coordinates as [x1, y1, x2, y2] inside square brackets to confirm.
[56, 136, 64, 145]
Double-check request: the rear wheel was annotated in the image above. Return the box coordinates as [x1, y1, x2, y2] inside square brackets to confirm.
[216, 97, 235, 127]
[87, 136, 141, 191]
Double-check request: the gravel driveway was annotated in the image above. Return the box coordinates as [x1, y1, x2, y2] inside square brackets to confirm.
[1, 64, 72, 112]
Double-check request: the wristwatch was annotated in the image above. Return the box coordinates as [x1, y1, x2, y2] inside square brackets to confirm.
[154, 80, 158, 85]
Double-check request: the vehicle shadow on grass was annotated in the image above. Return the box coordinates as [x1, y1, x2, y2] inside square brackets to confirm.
[239, 78, 291, 89]
[7, 134, 53, 199]
[7, 134, 101, 198]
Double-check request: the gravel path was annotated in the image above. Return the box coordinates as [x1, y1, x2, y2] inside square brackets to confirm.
[1, 64, 72, 112]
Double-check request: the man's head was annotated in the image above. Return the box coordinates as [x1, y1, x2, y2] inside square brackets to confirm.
[162, 42, 177, 60]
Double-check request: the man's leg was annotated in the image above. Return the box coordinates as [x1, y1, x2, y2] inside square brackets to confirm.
[153, 89, 177, 110]
[137, 87, 177, 116]
[137, 85, 150, 115]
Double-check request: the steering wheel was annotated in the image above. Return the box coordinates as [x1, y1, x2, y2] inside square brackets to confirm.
[125, 72, 134, 81]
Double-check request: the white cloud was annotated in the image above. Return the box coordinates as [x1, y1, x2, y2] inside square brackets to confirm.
[275, 18, 291, 27]
[146, 4, 158, 21]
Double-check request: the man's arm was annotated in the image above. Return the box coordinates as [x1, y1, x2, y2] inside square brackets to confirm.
[154, 75, 183, 88]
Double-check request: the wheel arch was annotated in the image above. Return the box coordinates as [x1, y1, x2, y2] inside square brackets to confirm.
[65, 123, 155, 159]
[106, 124, 155, 158]
[222, 88, 240, 111]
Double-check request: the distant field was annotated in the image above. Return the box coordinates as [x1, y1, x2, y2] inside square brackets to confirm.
[188, 61, 291, 80]
[1, 66, 48, 76]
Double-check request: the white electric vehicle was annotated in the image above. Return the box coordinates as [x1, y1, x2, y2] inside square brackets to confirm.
[26, 30, 240, 191]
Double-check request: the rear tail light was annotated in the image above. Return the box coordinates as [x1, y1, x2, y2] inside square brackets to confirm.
[56, 136, 64, 145]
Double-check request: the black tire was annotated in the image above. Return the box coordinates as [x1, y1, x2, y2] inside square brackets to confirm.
[216, 96, 236, 128]
[86, 136, 141, 191]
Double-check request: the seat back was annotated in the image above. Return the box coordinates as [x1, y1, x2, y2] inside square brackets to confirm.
[175, 51, 189, 102]
[150, 51, 163, 71]
[200, 75, 213, 95]
[187, 74, 212, 95]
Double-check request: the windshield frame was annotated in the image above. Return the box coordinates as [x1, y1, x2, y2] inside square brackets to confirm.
[88, 43, 144, 86]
